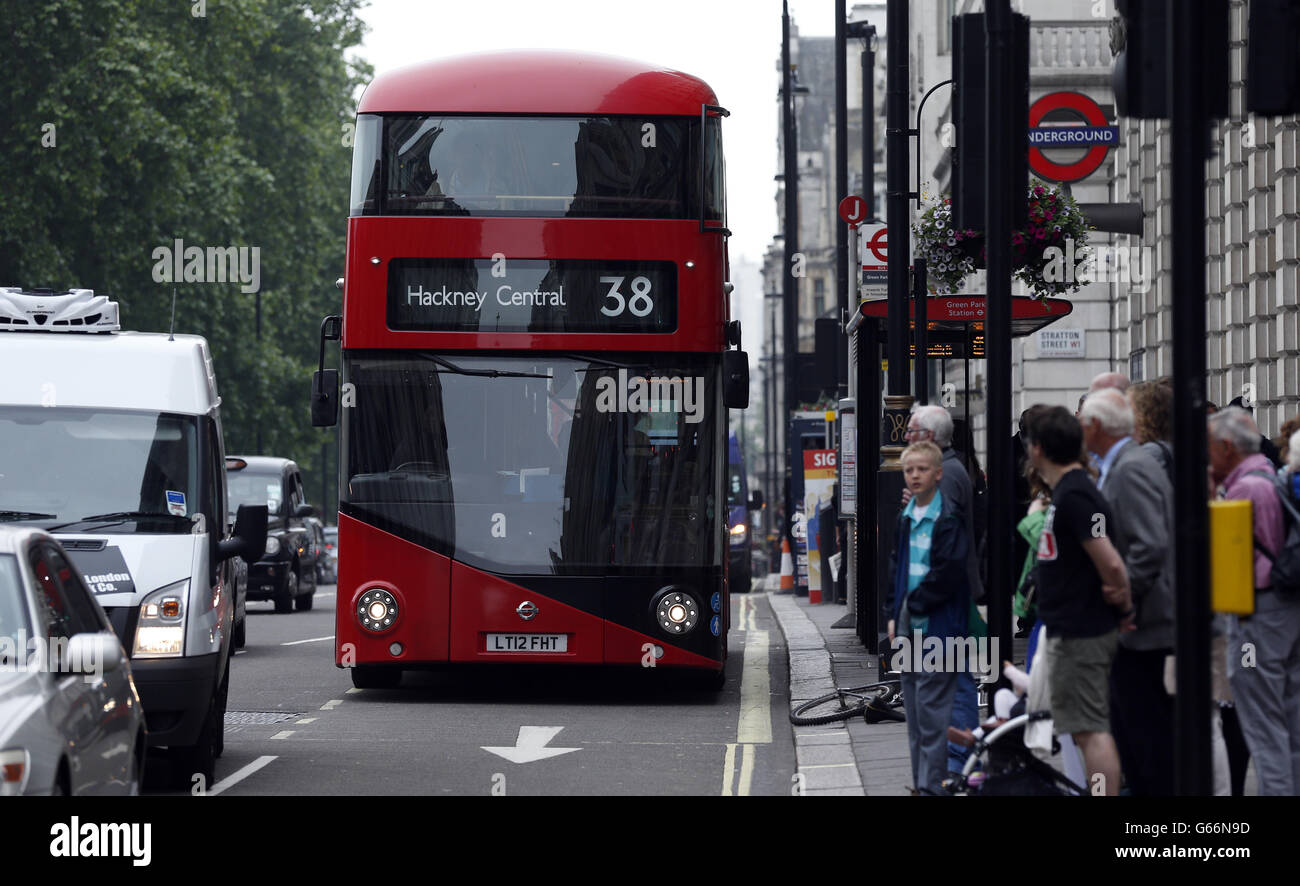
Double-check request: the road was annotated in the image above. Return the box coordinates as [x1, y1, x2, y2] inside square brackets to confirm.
[144, 586, 796, 796]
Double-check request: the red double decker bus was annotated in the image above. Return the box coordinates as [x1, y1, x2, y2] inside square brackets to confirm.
[313, 52, 747, 690]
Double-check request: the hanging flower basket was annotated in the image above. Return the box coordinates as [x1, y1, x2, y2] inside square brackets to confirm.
[911, 198, 980, 294]
[912, 180, 1093, 300]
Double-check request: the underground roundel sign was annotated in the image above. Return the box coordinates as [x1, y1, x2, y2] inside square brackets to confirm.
[1027, 91, 1119, 183]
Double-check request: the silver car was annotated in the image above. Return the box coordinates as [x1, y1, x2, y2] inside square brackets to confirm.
[0, 526, 146, 795]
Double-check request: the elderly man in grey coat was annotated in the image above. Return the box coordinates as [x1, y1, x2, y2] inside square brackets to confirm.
[1080, 388, 1175, 795]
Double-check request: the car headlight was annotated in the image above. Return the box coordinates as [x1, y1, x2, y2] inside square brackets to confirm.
[133, 580, 189, 658]
[264, 536, 282, 556]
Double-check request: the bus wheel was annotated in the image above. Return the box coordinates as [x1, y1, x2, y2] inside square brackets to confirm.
[351, 665, 402, 690]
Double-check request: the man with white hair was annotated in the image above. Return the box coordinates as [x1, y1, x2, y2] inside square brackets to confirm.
[1089, 371, 1130, 395]
[1209, 406, 1300, 795]
[1080, 388, 1176, 794]
[905, 403, 983, 777]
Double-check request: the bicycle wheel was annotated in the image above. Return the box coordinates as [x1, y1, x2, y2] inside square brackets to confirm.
[789, 681, 901, 726]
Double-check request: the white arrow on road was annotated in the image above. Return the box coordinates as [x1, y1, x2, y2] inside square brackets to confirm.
[482, 726, 582, 764]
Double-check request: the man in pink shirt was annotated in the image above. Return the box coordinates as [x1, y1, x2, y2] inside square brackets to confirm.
[1210, 406, 1300, 795]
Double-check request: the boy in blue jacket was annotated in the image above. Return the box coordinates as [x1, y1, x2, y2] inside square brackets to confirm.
[888, 440, 972, 795]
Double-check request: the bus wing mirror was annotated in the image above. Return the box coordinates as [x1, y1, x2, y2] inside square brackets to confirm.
[723, 350, 749, 409]
[312, 369, 339, 427]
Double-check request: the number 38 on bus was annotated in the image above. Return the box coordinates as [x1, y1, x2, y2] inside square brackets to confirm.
[311, 52, 748, 690]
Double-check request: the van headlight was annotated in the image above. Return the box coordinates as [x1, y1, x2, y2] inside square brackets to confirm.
[133, 580, 189, 657]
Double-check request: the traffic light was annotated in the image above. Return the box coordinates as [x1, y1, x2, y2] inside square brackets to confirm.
[1247, 0, 1300, 115]
[951, 14, 986, 232]
[1111, 0, 1229, 120]
[951, 12, 1028, 232]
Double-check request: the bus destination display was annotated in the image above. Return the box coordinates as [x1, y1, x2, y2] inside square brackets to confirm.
[388, 258, 677, 333]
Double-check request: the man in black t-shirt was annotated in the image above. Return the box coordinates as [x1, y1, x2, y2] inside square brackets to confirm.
[1026, 406, 1134, 796]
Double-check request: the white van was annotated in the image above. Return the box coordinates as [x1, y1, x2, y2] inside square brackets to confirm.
[0, 287, 265, 787]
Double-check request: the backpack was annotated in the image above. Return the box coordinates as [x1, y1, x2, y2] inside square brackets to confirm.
[1246, 470, 1300, 594]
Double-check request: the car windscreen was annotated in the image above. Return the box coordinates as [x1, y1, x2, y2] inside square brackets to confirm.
[227, 470, 282, 522]
[0, 407, 200, 533]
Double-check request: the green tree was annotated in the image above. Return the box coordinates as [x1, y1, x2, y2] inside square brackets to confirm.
[0, 0, 371, 521]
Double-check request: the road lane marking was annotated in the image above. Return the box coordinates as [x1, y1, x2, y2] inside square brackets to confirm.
[345, 688, 362, 694]
[737, 629, 772, 744]
[482, 726, 581, 764]
[320, 699, 343, 711]
[738, 743, 757, 796]
[295, 717, 317, 724]
[270, 730, 295, 740]
[208, 755, 277, 796]
[234, 650, 247, 656]
[281, 635, 333, 646]
[721, 743, 737, 795]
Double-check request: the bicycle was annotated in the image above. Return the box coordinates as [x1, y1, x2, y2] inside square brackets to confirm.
[789, 680, 905, 726]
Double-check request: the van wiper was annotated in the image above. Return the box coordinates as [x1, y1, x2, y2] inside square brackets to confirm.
[418, 354, 550, 379]
[0, 509, 57, 521]
[46, 511, 191, 531]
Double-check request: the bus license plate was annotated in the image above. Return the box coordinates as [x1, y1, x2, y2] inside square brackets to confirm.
[486, 633, 568, 653]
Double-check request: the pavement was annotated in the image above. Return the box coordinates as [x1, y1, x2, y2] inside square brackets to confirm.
[760, 574, 913, 796]
[762, 574, 1262, 798]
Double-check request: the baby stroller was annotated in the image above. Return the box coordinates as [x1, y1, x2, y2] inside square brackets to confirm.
[944, 693, 1087, 796]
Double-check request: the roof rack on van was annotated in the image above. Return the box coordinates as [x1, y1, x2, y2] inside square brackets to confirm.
[0, 287, 120, 332]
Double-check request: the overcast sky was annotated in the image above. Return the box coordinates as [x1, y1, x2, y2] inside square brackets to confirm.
[354, 0, 839, 268]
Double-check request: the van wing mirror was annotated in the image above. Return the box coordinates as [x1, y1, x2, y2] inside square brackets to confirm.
[723, 350, 749, 409]
[748, 489, 764, 511]
[220, 504, 268, 562]
[312, 369, 339, 427]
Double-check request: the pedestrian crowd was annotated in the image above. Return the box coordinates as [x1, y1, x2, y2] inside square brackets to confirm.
[886, 370, 1300, 796]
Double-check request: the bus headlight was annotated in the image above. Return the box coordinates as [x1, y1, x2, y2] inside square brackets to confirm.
[653, 588, 700, 636]
[730, 523, 747, 541]
[133, 580, 189, 657]
[357, 588, 399, 633]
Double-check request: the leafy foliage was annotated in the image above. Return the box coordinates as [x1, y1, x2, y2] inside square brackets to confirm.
[912, 179, 1093, 300]
[0, 0, 372, 520]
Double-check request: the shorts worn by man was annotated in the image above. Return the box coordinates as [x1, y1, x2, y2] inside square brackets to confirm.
[1027, 406, 1132, 795]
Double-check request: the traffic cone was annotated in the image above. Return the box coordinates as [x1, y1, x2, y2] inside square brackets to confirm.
[779, 537, 795, 592]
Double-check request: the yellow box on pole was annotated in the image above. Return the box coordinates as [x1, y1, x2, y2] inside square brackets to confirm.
[1210, 499, 1255, 615]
